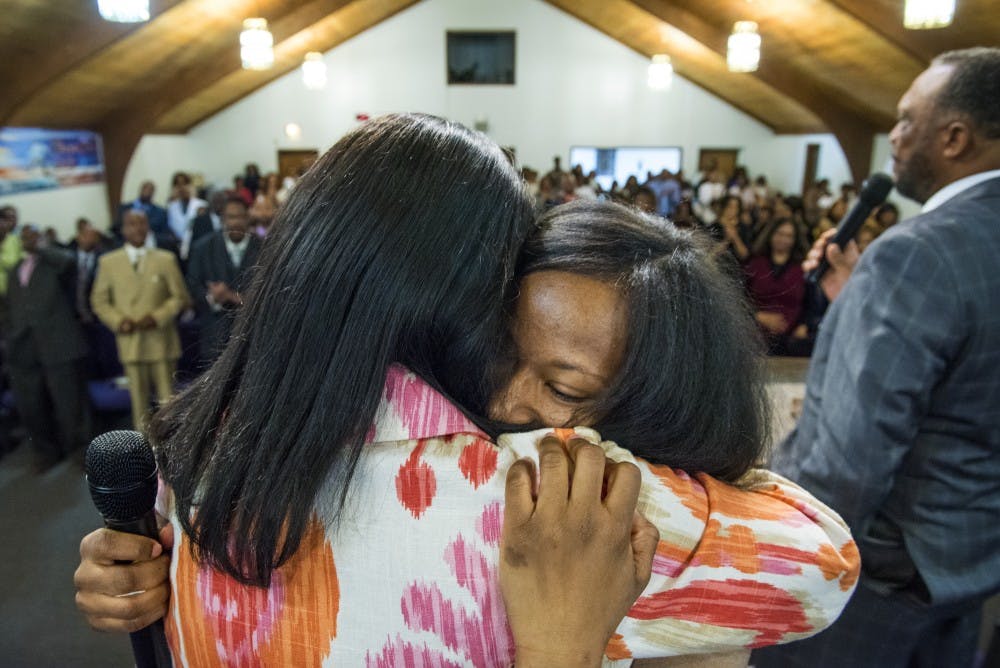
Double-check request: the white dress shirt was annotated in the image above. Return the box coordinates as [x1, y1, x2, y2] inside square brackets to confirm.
[921, 169, 1000, 213]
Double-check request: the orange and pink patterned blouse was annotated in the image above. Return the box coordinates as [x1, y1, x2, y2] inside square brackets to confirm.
[163, 365, 859, 667]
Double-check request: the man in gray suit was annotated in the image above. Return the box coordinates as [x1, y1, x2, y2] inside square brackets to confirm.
[5, 226, 91, 470]
[755, 47, 1000, 667]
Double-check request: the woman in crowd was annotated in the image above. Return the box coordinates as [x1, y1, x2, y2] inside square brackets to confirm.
[813, 198, 848, 241]
[75, 114, 856, 666]
[874, 201, 900, 233]
[243, 163, 261, 198]
[669, 196, 702, 230]
[706, 194, 752, 261]
[745, 218, 808, 355]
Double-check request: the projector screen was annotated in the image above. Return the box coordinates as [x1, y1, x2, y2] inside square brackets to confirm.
[569, 146, 683, 191]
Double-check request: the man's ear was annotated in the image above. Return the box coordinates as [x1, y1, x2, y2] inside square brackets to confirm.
[941, 120, 973, 160]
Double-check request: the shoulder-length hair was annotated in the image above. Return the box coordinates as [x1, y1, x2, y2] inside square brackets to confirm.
[516, 200, 769, 481]
[152, 113, 534, 586]
[751, 217, 807, 264]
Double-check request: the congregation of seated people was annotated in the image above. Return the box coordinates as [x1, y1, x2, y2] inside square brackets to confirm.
[523, 159, 901, 357]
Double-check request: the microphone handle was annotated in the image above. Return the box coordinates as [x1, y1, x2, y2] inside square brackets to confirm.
[807, 208, 871, 285]
[106, 511, 173, 668]
[129, 621, 172, 668]
[808, 257, 832, 285]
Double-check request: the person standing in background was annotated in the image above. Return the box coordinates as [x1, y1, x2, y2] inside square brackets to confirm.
[186, 197, 261, 368]
[4, 226, 90, 470]
[90, 210, 190, 431]
[166, 173, 206, 261]
[116, 180, 169, 240]
[70, 223, 113, 379]
[0, 206, 23, 300]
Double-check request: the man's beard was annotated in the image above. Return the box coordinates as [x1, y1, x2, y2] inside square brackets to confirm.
[894, 149, 937, 204]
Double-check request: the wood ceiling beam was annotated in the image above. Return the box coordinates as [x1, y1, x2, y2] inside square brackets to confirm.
[630, 0, 882, 184]
[98, 0, 357, 215]
[0, 0, 183, 126]
[824, 0, 998, 65]
[824, 0, 934, 63]
[152, 0, 421, 133]
[543, 0, 825, 135]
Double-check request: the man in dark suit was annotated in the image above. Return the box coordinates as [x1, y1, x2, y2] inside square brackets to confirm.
[115, 181, 169, 239]
[186, 197, 261, 368]
[755, 47, 1000, 668]
[68, 222, 117, 379]
[183, 190, 227, 261]
[4, 226, 91, 470]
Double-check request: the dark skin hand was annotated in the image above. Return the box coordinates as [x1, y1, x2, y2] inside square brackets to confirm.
[74, 524, 174, 633]
[207, 281, 239, 307]
[501, 435, 659, 668]
[136, 315, 157, 330]
[118, 319, 136, 334]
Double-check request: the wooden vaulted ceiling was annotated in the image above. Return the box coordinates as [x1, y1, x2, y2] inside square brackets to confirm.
[2, 0, 995, 209]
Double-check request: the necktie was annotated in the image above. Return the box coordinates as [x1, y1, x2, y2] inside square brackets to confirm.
[77, 253, 93, 322]
[19, 254, 37, 287]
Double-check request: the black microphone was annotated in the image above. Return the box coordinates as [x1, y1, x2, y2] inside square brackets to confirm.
[86, 431, 173, 668]
[808, 172, 894, 284]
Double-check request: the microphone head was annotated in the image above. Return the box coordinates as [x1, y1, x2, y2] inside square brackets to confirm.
[859, 172, 894, 206]
[86, 430, 158, 523]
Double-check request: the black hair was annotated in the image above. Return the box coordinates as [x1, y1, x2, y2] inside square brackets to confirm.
[933, 48, 1000, 139]
[151, 113, 534, 586]
[717, 194, 743, 217]
[634, 186, 656, 202]
[515, 199, 769, 482]
[876, 202, 899, 220]
[752, 217, 806, 264]
[223, 196, 249, 212]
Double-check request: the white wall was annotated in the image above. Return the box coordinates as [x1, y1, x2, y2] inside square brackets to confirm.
[0, 183, 111, 240]
[764, 134, 851, 195]
[871, 133, 922, 220]
[125, 0, 847, 197]
[121, 134, 199, 206]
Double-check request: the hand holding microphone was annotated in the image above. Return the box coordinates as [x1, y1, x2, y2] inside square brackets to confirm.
[79, 431, 173, 667]
[805, 172, 893, 300]
[74, 524, 172, 633]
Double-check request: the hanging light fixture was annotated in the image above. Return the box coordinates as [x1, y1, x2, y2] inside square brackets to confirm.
[240, 18, 274, 70]
[647, 54, 673, 91]
[904, 0, 955, 29]
[97, 0, 149, 23]
[302, 52, 327, 90]
[727, 21, 761, 73]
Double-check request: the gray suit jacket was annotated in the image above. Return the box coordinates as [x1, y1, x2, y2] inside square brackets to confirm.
[5, 247, 89, 366]
[774, 175, 1000, 606]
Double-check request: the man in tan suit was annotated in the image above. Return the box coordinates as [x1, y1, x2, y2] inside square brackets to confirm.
[91, 210, 190, 430]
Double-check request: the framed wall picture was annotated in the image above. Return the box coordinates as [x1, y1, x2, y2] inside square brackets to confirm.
[446, 31, 515, 85]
